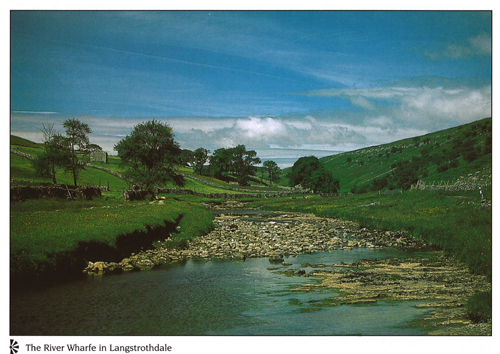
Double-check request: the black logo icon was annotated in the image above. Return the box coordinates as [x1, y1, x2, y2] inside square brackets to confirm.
[10, 340, 19, 354]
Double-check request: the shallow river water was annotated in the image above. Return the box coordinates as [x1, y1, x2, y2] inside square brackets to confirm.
[11, 248, 433, 336]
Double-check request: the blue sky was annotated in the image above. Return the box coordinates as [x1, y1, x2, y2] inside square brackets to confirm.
[10, 10, 492, 166]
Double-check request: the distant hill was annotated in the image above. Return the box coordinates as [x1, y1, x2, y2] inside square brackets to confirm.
[312, 118, 492, 193]
[11, 135, 41, 148]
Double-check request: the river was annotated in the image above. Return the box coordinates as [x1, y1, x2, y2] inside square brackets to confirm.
[11, 247, 435, 336]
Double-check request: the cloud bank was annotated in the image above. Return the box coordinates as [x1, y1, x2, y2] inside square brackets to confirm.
[10, 77, 491, 167]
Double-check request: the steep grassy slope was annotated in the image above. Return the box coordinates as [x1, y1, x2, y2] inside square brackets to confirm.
[315, 118, 491, 193]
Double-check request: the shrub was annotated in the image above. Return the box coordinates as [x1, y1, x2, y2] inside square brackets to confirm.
[466, 291, 492, 323]
[165, 238, 189, 250]
[464, 149, 479, 163]
[437, 164, 449, 173]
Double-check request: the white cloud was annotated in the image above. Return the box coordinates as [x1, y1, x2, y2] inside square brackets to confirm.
[425, 33, 491, 60]
[400, 85, 491, 127]
[367, 116, 393, 127]
[349, 96, 376, 110]
[299, 82, 491, 132]
[469, 33, 492, 56]
[234, 117, 288, 140]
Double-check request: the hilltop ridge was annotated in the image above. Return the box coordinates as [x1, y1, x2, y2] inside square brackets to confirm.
[298, 118, 492, 193]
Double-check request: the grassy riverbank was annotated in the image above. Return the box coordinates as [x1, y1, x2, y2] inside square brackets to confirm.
[10, 196, 215, 287]
[248, 188, 492, 281]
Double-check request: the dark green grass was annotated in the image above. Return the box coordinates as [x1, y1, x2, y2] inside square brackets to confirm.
[11, 135, 41, 148]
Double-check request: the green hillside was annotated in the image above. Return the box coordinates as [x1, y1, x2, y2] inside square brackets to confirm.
[295, 118, 491, 193]
[11, 135, 41, 148]
[10, 137, 276, 196]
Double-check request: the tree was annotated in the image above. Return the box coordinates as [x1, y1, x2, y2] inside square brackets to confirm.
[263, 160, 281, 185]
[288, 156, 322, 187]
[63, 119, 92, 186]
[209, 148, 232, 179]
[88, 143, 103, 152]
[288, 156, 339, 193]
[392, 164, 419, 190]
[304, 169, 340, 194]
[176, 149, 194, 167]
[32, 124, 71, 184]
[232, 145, 261, 186]
[114, 120, 184, 197]
[192, 148, 210, 175]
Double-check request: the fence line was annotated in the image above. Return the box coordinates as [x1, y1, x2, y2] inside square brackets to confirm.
[411, 178, 491, 191]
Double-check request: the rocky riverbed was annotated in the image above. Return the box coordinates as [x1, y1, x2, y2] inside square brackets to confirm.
[84, 201, 491, 335]
[85, 211, 432, 273]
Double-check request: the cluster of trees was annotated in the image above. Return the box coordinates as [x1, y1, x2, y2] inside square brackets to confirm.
[288, 156, 340, 193]
[33, 119, 344, 195]
[33, 119, 95, 186]
[178, 146, 282, 186]
[207, 145, 261, 186]
[114, 121, 281, 192]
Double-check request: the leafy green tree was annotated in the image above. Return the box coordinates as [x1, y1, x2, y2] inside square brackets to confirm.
[288, 156, 322, 187]
[114, 120, 184, 197]
[304, 169, 340, 193]
[231, 145, 261, 186]
[392, 164, 419, 190]
[371, 176, 388, 191]
[63, 119, 92, 186]
[263, 160, 281, 185]
[209, 148, 232, 179]
[289, 156, 339, 193]
[176, 149, 194, 167]
[88, 143, 103, 152]
[192, 147, 210, 175]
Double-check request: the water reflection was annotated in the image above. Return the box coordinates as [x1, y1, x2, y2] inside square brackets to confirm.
[11, 249, 431, 336]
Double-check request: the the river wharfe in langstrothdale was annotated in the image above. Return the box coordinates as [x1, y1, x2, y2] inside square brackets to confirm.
[10, 206, 491, 335]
